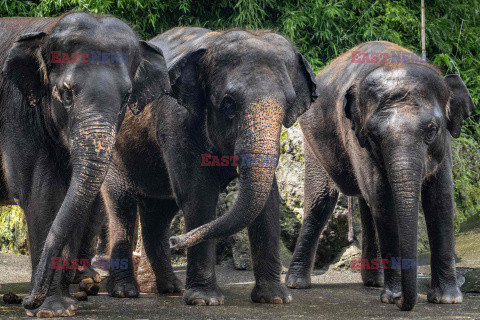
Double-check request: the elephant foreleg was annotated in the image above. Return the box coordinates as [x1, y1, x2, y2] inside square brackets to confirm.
[421, 148, 462, 304]
[249, 177, 292, 303]
[138, 197, 182, 293]
[8, 152, 78, 317]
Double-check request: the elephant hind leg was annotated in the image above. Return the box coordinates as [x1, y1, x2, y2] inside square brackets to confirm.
[72, 196, 106, 296]
[286, 144, 339, 289]
[103, 182, 139, 299]
[138, 197, 182, 294]
[368, 194, 402, 304]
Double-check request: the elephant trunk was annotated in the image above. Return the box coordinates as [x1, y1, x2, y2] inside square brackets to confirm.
[170, 97, 284, 249]
[386, 151, 424, 311]
[23, 112, 118, 309]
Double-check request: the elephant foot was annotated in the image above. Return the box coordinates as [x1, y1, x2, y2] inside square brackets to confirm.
[251, 280, 292, 304]
[74, 267, 101, 296]
[106, 273, 139, 298]
[361, 268, 384, 287]
[183, 284, 224, 306]
[78, 278, 100, 296]
[285, 271, 311, 289]
[380, 288, 401, 304]
[428, 285, 462, 304]
[25, 294, 78, 318]
[393, 293, 417, 311]
[157, 275, 183, 294]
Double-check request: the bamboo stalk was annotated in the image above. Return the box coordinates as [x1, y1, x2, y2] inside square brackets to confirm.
[421, 0, 426, 61]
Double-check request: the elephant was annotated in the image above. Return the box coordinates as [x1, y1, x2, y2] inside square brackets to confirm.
[284, 41, 475, 311]
[0, 12, 170, 317]
[103, 26, 317, 306]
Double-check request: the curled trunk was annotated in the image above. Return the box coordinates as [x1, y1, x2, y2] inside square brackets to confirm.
[170, 97, 284, 249]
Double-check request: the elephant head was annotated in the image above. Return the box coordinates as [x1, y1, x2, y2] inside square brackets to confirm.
[343, 64, 475, 310]
[1, 12, 170, 309]
[167, 30, 317, 249]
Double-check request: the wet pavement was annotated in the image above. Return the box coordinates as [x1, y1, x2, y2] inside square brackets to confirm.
[1, 253, 479, 319]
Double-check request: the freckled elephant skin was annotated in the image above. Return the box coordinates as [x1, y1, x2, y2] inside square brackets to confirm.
[0, 12, 170, 317]
[286, 41, 475, 311]
[103, 27, 318, 306]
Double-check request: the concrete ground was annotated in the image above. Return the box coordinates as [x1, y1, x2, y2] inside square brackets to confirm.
[1, 253, 479, 319]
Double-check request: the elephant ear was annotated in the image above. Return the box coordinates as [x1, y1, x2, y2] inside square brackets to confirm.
[1, 32, 48, 108]
[126, 41, 172, 115]
[283, 53, 318, 128]
[168, 49, 207, 117]
[444, 74, 476, 138]
[344, 84, 367, 148]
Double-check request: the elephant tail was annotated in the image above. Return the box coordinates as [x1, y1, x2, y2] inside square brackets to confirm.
[347, 196, 355, 243]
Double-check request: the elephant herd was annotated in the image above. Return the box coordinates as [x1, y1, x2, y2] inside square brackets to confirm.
[0, 12, 475, 317]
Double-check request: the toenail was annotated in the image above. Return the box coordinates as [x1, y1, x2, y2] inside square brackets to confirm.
[192, 299, 206, 306]
[271, 297, 283, 304]
[36, 309, 54, 318]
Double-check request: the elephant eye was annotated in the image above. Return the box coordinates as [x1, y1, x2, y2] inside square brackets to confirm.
[425, 125, 438, 143]
[62, 89, 73, 109]
[220, 96, 236, 120]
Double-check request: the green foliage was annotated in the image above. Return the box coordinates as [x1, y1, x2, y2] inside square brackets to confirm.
[0, 206, 28, 254]
[1, 1, 478, 136]
[452, 135, 480, 231]
[0, 0, 479, 240]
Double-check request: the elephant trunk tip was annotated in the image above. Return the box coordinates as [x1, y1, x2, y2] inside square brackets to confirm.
[169, 236, 182, 250]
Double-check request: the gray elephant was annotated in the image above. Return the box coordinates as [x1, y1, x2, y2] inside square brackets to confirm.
[103, 27, 317, 306]
[0, 12, 170, 317]
[285, 41, 475, 311]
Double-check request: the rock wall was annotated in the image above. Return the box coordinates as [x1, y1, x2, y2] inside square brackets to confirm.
[276, 123, 363, 268]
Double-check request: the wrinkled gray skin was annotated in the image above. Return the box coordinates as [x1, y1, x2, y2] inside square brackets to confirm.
[285, 41, 475, 311]
[0, 175, 105, 297]
[0, 13, 170, 317]
[103, 27, 317, 306]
